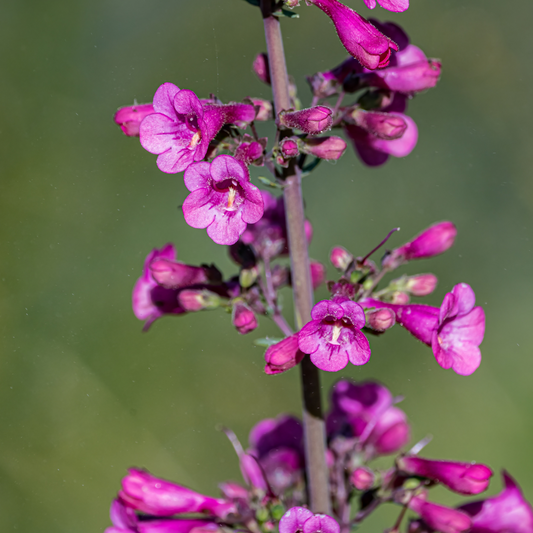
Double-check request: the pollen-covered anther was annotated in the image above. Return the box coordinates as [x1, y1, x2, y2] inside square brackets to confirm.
[330, 324, 342, 345]
[189, 131, 202, 149]
[227, 186, 237, 209]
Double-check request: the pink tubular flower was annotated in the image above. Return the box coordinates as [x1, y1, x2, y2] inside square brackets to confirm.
[140, 84, 255, 174]
[398, 457, 493, 495]
[300, 136, 347, 160]
[182, 155, 263, 246]
[279, 106, 333, 135]
[383, 222, 457, 268]
[326, 380, 410, 456]
[405, 274, 438, 296]
[119, 469, 234, 518]
[250, 98, 274, 121]
[350, 109, 407, 140]
[264, 334, 305, 375]
[459, 471, 533, 533]
[298, 298, 371, 372]
[306, 0, 399, 69]
[409, 494, 472, 533]
[362, 283, 485, 376]
[132, 244, 186, 330]
[149, 259, 208, 289]
[253, 53, 270, 85]
[344, 112, 418, 166]
[114, 103, 155, 137]
[232, 301, 258, 334]
[248, 415, 305, 494]
[310, 260, 326, 289]
[363, 0, 409, 12]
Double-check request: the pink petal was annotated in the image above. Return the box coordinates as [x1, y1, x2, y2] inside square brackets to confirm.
[156, 147, 195, 174]
[140, 114, 183, 154]
[183, 162, 212, 192]
[311, 300, 344, 321]
[346, 329, 371, 365]
[241, 183, 264, 224]
[339, 300, 367, 330]
[451, 283, 476, 316]
[298, 320, 323, 354]
[377, 0, 409, 12]
[182, 189, 216, 229]
[395, 44, 427, 67]
[368, 113, 418, 157]
[211, 154, 248, 184]
[207, 212, 247, 245]
[364, 0, 377, 8]
[173, 89, 204, 118]
[152, 83, 181, 117]
[310, 342, 349, 372]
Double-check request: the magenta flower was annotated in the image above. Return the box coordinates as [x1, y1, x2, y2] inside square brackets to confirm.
[132, 244, 186, 331]
[383, 221, 457, 268]
[362, 283, 485, 375]
[234, 140, 265, 165]
[326, 380, 410, 456]
[459, 471, 533, 533]
[140, 84, 255, 174]
[119, 469, 235, 518]
[363, 0, 409, 12]
[300, 136, 347, 161]
[264, 334, 305, 375]
[344, 112, 418, 166]
[298, 298, 371, 372]
[248, 415, 304, 493]
[182, 155, 263, 245]
[307, 0, 399, 69]
[279, 106, 333, 135]
[149, 259, 208, 289]
[106, 499, 217, 533]
[303, 514, 340, 533]
[399, 457, 493, 495]
[140, 84, 220, 174]
[409, 494, 472, 533]
[114, 103, 155, 137]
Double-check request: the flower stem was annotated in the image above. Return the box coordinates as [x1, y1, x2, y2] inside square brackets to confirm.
[260, 0, 330, 514]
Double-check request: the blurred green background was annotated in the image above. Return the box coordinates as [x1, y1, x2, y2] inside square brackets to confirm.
[1, 0, 533, 531]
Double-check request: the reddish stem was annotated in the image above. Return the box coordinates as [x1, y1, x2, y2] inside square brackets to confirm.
[260, 0, 330, 514]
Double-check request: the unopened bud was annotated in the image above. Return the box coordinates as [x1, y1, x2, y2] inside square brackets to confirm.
[114, 103, 154, 137]
[351, 109, 407, 140]
[351, 467, 375, 491]
[235, 141, 264, 165]
[178, 289, 221, 311]
[310, 260, 326, 289]
[300, 136, 347, 161]
[279, 106, 333, 135]
[330, 246, 353, 271]
[284, 0, 300, 7]
[251, 98, 273, 121]
[253, 53, 271, 85]
[150, 259, 208, 289]
[389, 291, 410, 304]
[406, 274, 438, 296]
[240, 266, 259, 289]
[366, 308, 396, 332]
[232, 301, 258, 335]
[279, 137, 300, 158]
[264, 334, 305, 375]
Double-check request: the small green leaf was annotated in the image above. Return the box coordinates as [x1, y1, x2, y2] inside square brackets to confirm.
[274, 8, 300, 18]
[254, 337, 283, 347]
[300, 156, 322, 177]
[258, 175, 284, 189]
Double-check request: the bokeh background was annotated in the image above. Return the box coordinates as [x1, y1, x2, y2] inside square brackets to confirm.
[1, 0, 533, 531]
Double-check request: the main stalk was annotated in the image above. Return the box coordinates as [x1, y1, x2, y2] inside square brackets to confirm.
[260, 0, 330, 514]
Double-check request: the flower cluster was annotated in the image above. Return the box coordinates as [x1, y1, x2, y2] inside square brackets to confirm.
[263, 221, 485, 375]
[104, 380, 532, 533]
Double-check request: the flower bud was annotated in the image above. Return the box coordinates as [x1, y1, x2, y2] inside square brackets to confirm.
[251, 98, 274, 121]
[265, 334, 305, 375]
[383, 222, 457, 269]
[150, 259, 208, 289]
[351, 467, 374, 490]
[178, 289, 221, 312]
[310, 261, 326, 289]
[285, 0, 300, 6]
[389, 291, 410, 304]
[330, 246, 353, 271]
[350, 109, 407, 140]
[279, 137, 300, 158]
[365, 308, 395, 332]
[235, 141, 264, 165]
[239, 266, 259, 289]
[114, 103, 154, 137]
[406, 274, 438, 296]
[240, 453, 268, 491]
[300, 136, 347, 160]
[306, 0, 399, 70]
[409, 495, 471, 533]
[253, 53, 271, 85]
[279, 106, 333, 135]
[398, 457, 493, 495]
[218, 482, 249, 500]
[232, 301, 258, 334]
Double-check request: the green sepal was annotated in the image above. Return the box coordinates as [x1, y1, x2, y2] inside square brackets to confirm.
[300, 156, 322, 177]
[254, 337, 283, 347]
[258, 175, 284, 189]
